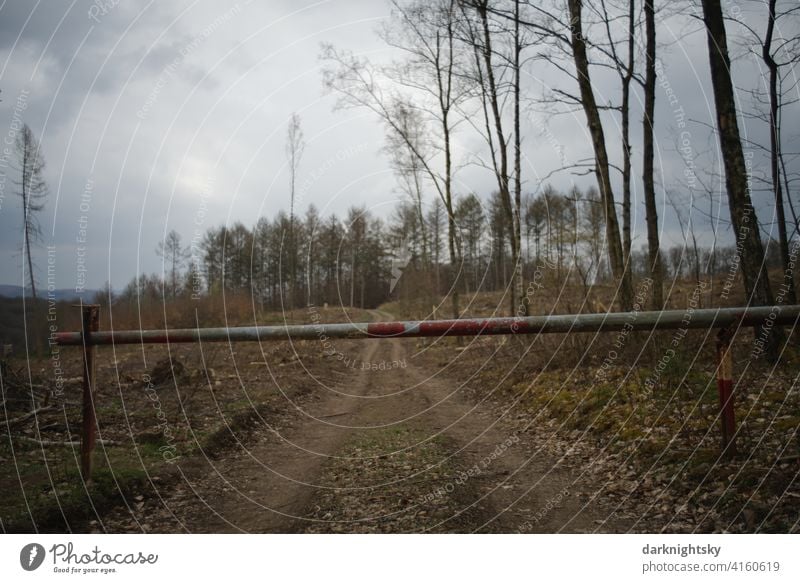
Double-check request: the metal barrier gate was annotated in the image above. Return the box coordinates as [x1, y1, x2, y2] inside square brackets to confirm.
[54, 304, 800, 480]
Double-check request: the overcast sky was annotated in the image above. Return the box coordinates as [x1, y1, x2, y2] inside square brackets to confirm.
[0, 0, 796, 292]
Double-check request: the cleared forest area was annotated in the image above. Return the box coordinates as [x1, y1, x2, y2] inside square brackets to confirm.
[1, 0, 799, 539]
[2, 276, 797, 533]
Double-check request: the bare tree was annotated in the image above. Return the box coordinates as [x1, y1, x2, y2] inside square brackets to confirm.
[593, 0, 635, 262]
[583, 0, 664, 307]
[427, 198, 446, 294]
[738, 0, 799, 304]
[303, 204, 320, 306]
[156, 230, 188, 299]
[346, 207, 367, 308]
[285, 112, 305, 308]
[761, 0, 797, 305]
[512, 0, 525, 314]
[322, 0, 466, 317]
[459, 0, 528, 316]
[642, 0, 665, 308]
[700, 0, 779, 358]
[666, 190, 702, 289]
[575, 186, 605, 295]
[385, 104, 430, 269]
[567, 0, 632, 310]
[14, 124, 48, 300]
[725, 1, 799, 303]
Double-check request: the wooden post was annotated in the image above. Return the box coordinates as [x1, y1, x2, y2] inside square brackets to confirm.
[80, 304, 100, 482]
[716, 326, 736, 458]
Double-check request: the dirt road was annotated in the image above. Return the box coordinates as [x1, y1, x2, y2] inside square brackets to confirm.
[100, 310, 636, 533]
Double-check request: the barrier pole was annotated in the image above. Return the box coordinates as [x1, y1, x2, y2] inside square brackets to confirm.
[80, 304, 100, 481]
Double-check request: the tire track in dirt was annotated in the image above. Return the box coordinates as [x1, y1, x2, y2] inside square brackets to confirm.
[400, 345, 633, 533]
[150, 337, 392, 533]
[289, 309, 635, 533]
[100, 310, 636, 532]
[101, 311, 427, 532]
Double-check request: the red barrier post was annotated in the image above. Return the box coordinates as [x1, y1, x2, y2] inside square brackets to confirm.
[80, 304, 100, 481]
[716, 326, 736, 458]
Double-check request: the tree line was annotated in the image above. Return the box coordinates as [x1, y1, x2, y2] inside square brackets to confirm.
[117, 186, 788, 314]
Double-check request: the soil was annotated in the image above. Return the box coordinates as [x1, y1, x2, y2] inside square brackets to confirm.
[96, 310, 645, 533]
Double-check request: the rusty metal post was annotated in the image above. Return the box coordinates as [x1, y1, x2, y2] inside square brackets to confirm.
[716, 327, 736, 458]
[80, 304, 100, 481]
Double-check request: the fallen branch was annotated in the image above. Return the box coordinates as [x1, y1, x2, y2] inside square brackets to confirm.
[11, 436, 121, 447]
[0, 406, 56, 427]
[318, 411, 351, 419]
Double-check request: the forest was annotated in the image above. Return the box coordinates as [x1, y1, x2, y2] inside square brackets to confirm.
[93, 0, 799, 332]
[115, 192, 787, 315]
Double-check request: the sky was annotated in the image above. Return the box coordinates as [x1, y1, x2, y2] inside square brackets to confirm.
[0, 0, 796, 292]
